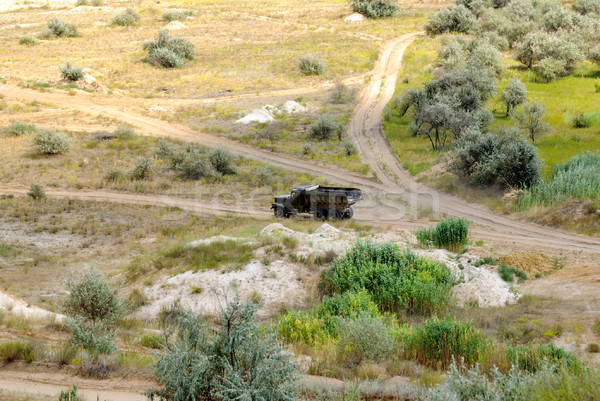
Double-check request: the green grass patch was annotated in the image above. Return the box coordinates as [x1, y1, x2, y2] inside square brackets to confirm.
[154, 239, 255, 271]
[415, 217, 469, 252]
[0, 243, 21, 257]
[498, 264, 527, 284]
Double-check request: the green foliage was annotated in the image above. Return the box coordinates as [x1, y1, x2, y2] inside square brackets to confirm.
[162, 10, 194, 21]
[415, 217, 469, 251]
[113, 124, 136, 139]
[144, 30, 195, 68]
[60, 61, 84, 82]
[147, 299, 297, 401]
[337, 314, 396, 364]
[571, 112, 595, 128]
[573, 0, 600, 15]
[4, 120, 38, 136]
[451, 128, 541, 189]
[155, 239, 255, 271]
[322, 241, 453, 315]
[498, 264, 527, 283]
[105, 168, 126, 182]
[330, 82, 353, 104]
[518, 151, 600, 208]
[403, 318, 489, 369]
[172, 147, 212, 180]
[27, 184, 46, 201]
[40, 17, 79, 39]
[67, 318, 117, 354]
[505, 343, 579, 373]
[0, 341, 40, 363]
[501, 78, 527, 116]
[208, 147, 237, 175]
[350, 0, 398, 18]
[19, 35, 40, 46]
[0, 243, 20, 257]
[59, 386, 85, 401]
[129, 157, 153, 180]
[32, 128, 71, 155]
[308, 115, 344, 141]
[298, 54, 326, 76]
[112, 8, 140, 26]
[425, 5, 476, 35]
[510, 102, 550, 144]
[343, 140, 357, 156]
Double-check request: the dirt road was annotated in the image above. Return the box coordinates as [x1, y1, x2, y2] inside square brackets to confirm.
[2, 35, 600, 255]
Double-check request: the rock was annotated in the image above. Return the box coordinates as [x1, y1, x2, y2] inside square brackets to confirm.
[282, 100, 305, 114]
[78, 73, 108, 94]
[162, 21, 189, 30]
[260, 223, 296, 235]
[344, 13, 365, 22]
[313, 223, 341, 235]
[235, 109, 274, 124]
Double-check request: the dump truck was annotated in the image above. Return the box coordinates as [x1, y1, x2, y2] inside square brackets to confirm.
[271, 185, 363, 220]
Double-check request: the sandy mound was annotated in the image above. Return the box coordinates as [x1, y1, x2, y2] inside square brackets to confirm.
[187, 235, 243, 247]
[314, 223, 341, 235]
[496, 251, 556, 276]
[260, 223, 297, 236]
[452, 266, 518, 308]
[344, 13, 365, 22]
[236, 109, 274, 124]
[0, 291, 66, 322]
[162, 21, 189, 30]
[282, 100, 306, 114]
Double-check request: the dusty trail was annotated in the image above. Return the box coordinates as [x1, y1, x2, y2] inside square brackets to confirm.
[1, 35, 600, 254]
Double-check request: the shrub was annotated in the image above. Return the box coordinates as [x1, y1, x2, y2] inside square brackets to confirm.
[154, 138, 176, 158]
[144, 30, 195, 68]
[350, 0, 398, 18]
[571, 112, 595, 128]
[511, 102, 550, 144]
[162, 10, 194, 21]
[424, 5, 476, 35]
[60, 61, 84, 82]
[105, 168, 126, 182]
[403, 318, 488, 369]
[501, 78, 527, 116]
[32, 128, 71, 155]
[518, 151, 600, 208]
[298, 54, 326, 76]
[498, 264, 527, 283]
[415, 217, 469, 251]
[67, 318, 116, 354]
[147, 299, 297, 401]
[537, 57, 567, 82]
[343, 140, 357, 156]
[255, 165, 275, 185]
[171, 147, 212, 180]
[573, 0, 600, 15]
[322, 241, 453, 315]
[337, 314, 396, 365]
[330, 81, 353, 104]
[112, 8, 140, 26]
[4, 120, 38, 136]
[308, 115, 344, 141]
[59, 386, 85, 401]
[129, 157, 153, 180]
[505, 343, 578, 372]
[19, 35, 40, 46]
[113, 124, 135, 139]
[451, 128, 541, 189]
[40, 17, 79, 39]
[27, 184, 46, 200]
[208, 147, 237, 175]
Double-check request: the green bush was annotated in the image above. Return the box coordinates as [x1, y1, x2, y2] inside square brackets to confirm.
[162, 10, 194, 21]
[27, 184, 46, 201]
[343, 140, 357, 156]
[208, 147, 237, 175]
[337, 314, 396, 364]
[147, 300, 297, 401]
[113, 124, 136, 139]
[129, 157, 153, 180]
[424, 5, 475, 35]
[0, 341, 39, 363]
[322, 241, 453, 315]
[60, 61, 84, 82]
[112, 8, 140, 26]
[40, 17, 79, 39]
[403, 318, 488, 369]
[298, 54, 326, 76]
[67, 318, 116, 354]
[32, 128, 71, 155]
[4, 120, 38, 137]
[571, 112, 595, 128]
[105, 168, 126, 182]
[498, 264, 527, 283]
[415, 217, 469, 251]
[505, 343, 579, 373]
[330, 82, 353, 104]
[350, 0, 398, 18]
[171, 147, 212, 180]
[19, 35, 40, 46]
[518, 151, 600, 208]
[308, 115, 344, 141]
[59, 386, 85, 401]
[143, 30, 195, 68]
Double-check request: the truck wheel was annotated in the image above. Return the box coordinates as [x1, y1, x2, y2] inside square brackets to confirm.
[274, 207, 286, 218]
[328, 209, 342, 221]
[343, 207, 354, 219]
[313, 208, 326, 221]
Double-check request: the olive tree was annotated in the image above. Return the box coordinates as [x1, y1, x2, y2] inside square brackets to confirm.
[425, 5, 476, 35]
[501, 78, 527, 116]
[573, 0, 600, 15]
[511, 102, 550, 144]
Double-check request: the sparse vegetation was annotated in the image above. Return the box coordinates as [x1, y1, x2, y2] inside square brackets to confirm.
[498, 264, 527, 283]
[59, 61, 84, 82]
[58, 386, 85, 401]
[162, 10, 194, 21]
[4, 121, 38, 137]
[112, 8, 140, 27]
[32, 128, 71, 155]
[143, 30, 195, 68]
[113, 124, 136, 139]
[415, 217, 469, 251]
[308, 115, 344, 141]
[18, 35, 40, 46]
[298, 54, 326, 76]
[40, 17, 79, 39]
[129, 157, 153, 181]
[27, 184, 46, 201]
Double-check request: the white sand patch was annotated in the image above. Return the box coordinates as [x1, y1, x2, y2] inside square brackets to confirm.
[0, 291, 66, 322]
[162, 21, 189, 30]
[344, 13, 366, 22]
[235, 109, 274, 124]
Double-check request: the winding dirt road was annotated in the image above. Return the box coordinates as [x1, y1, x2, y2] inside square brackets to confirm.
[2, 34, 600, 254]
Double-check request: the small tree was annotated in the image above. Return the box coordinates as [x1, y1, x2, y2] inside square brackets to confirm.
[147, 299, 297, 401]
[32, 128, 71, 155]
[129, 157, 153, 180]
[501, 78, 527, 116]
[27, 184, 46, 200]
[308, 115, 344, 141]
[59, 61, 84, 82]
[424, 5, 475, 35]
[511, 102, 550, 144]
[208, 147, 237, 175]
[111, 8, 140, 26]
[350, 0, 398, 18]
